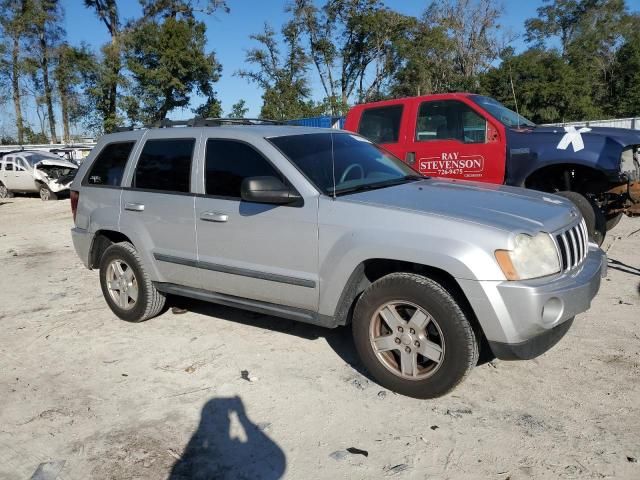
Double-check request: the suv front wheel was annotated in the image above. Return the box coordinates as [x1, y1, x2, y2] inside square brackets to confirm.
[352, 273, 478, 399]
[99, 241, 166, 322]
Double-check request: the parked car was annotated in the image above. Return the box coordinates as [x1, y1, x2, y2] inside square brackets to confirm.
[70, 120, 606, 398]
[344, 93, 640, 245]
[0, 150, 78, 200]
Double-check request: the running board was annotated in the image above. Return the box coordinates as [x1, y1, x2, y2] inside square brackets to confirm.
[154, 282, 336, 328]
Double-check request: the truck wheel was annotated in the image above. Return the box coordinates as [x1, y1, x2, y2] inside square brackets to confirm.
[555, 191, 606, 246]
[352, 273, 478, 399]
[99, 241, 166, 322]
[0, 183, 13, 198]
[39, 185, 58, 201]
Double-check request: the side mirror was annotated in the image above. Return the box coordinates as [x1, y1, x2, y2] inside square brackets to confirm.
[241, 176, 302, 205]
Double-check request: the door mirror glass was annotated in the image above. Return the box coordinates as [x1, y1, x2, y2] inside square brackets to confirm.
[241, 176, 301, 205]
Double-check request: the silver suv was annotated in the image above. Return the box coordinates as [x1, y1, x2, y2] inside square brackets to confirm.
[70, 121, 606, 398]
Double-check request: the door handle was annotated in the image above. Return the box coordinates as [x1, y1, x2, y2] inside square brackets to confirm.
[200, 211, 228, 222]
[124, 202, 145, 212]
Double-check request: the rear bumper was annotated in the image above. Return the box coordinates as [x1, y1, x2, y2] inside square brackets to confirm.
[459, 246, 606, 359]
[71, 227, 93, 269]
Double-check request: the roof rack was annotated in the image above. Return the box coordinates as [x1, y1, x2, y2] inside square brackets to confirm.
[114, 118, 285, 132]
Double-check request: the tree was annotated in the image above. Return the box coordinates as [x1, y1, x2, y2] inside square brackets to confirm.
[55, 43, 96, 142]
[237, 22, 322, 120]
[290, 0, 411, 114]
[123, 0, 224, 123]
[0, 0, 32, 143]
[31, 0, 64, 143]
[84, 0, 122, 132]
[609, 17, 640, 117]
[228, 99, 248, 118]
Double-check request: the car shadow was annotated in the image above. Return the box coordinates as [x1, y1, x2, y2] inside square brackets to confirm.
[168, 296, 374, 381]
[168, 396, 286, 480]
[608, 258, 640, 277]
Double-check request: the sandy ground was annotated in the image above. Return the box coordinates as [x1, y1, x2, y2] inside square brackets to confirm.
[0, 196, 638, 480]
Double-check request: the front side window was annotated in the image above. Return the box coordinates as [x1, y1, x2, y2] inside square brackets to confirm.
[134, 138, 195, 193]
[87, 142, 135, 186]
[416, 100, 487, 144]
[269, 133, 417, 196]
[358, 105, 403, 144]
[205, 139, 283, 198]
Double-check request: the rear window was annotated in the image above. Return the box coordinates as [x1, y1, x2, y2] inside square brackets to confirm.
[86, 142, 135, 186]
[133, 138, 195, 193]
[357, 105, 403, 144]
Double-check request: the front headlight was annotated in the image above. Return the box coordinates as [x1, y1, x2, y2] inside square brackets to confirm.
[495, 233, 560, 280]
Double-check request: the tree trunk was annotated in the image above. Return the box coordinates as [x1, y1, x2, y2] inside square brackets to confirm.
[40, 33, 58, 143]
[11, 39, 25, 144]
[60, 88, 70, 144]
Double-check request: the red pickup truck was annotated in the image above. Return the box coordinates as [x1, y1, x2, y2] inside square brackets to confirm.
[344, 93, 640, 244]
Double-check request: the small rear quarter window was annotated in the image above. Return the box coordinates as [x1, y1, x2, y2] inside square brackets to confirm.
[357, 105, 403, 144]
[86, 142, 135, 186]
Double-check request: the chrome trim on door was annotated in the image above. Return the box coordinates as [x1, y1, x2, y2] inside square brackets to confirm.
[124, 202, 145, 212]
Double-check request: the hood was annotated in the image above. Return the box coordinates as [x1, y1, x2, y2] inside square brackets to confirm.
[515, 125, 640, 149]
[340, 179, 578, 234]
[35, 158, 78, 169]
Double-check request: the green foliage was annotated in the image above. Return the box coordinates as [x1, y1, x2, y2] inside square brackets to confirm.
[124, 7, 222, 123]
[228, 99, 248, 118]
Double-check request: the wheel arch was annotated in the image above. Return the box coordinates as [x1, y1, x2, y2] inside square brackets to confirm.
[89, 229, 134, 269]
[523, 163, 611, 195]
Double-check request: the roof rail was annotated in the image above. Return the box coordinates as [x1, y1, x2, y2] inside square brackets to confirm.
[111, 118, 285, 132]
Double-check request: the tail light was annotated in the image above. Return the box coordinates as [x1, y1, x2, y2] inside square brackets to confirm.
[70, 190, 79, 222]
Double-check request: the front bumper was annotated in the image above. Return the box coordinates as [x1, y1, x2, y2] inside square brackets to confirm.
[459, 245, 606, 360]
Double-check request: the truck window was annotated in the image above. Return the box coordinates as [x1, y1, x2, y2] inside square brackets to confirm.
[417, 100, 486, 144]
[205, 139, 283, 198]
[5, 161, 14, 171]
[86, 142, 135, 186]
[358, 105, 403, 144]
[133, 138, 195, 193]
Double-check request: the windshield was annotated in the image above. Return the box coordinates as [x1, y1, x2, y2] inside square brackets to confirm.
[22, 152, 61, 166]
[269, 133, 420, 196]
[470, 95, 535, 128]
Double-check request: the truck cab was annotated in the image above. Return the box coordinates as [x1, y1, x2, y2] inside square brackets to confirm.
[345, 93, 640, 244]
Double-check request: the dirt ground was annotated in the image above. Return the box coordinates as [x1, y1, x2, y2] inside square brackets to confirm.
[0, 196, 638, 480]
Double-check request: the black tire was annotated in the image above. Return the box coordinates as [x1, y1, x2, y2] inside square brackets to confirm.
[0, 183, 13, 198]
[352, 273, 479, 399]
[555, 191, 606, 246]
[39, 184, 58, 201]
[99, 241, 166, 322]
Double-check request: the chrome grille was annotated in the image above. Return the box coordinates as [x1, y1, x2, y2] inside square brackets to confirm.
[555, 220, 589, 271]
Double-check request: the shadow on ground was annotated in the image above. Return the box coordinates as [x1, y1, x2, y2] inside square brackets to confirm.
[169, 396, 286, 480]
[608, 258, 640, 277]
[169, 296, 373, 380]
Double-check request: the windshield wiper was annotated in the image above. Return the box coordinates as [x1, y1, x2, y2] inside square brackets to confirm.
[334, 175, 424, 196]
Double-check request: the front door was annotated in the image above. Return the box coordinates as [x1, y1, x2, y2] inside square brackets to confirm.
[408, 99, 505, 183]
[120, 135, 200, 288]
[195, 138, 318, 311]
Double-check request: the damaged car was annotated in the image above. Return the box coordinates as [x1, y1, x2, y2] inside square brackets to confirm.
[0, 150, 78, 200]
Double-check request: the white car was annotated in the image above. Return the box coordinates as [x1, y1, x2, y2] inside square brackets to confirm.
[0, 151, 78, 200]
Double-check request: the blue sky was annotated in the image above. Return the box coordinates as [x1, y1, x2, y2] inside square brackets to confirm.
[61, 0, 548, 120]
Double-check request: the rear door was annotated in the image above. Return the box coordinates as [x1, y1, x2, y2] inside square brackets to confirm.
[407, 99, 504, 183]
[120, 133, 200, 288]
[194, 138, 319, 311]
[355, 103, 410, 163]
[14, 157, 37, 191]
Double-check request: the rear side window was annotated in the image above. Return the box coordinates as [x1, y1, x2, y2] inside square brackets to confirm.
[4, 161, 13, 171]
[86, 142, 135, 186]
[358, 105, 403, 144]
[205, 139, 283, 198]
[133, 138, 195, 193]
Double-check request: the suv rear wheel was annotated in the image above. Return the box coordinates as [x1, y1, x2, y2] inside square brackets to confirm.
[99, 241, 166, 322]
[352, 273, 478, 399]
